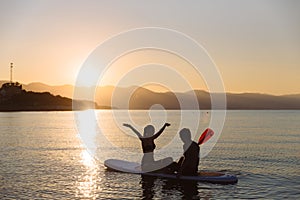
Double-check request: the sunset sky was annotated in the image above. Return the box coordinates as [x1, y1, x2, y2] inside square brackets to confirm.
[0, 0, 299, 95]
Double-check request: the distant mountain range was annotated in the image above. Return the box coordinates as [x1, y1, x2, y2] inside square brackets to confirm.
[1, 81, 300, 110]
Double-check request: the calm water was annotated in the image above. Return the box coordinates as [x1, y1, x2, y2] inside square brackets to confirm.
[0, 110, 299, 199]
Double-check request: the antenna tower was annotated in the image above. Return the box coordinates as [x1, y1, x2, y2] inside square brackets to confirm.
[10, 63, 13, 84]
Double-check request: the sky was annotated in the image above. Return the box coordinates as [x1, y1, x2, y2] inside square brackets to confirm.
[0, 0, 299, 95]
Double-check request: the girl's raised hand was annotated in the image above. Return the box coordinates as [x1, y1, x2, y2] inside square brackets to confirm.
[123, 123, 131, 127]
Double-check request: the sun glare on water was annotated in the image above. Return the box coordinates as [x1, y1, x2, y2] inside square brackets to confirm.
[75, 110, 101, 199]
[75, 149, 100, 199]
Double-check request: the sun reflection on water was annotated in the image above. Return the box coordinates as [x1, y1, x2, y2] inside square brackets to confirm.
[75, 149, 100, 199]
[75, 110, 98, 157]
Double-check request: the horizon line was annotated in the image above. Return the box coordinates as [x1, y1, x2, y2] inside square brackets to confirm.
[0, 80, 299, 96]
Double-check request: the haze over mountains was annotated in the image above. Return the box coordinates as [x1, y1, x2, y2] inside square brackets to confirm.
[1, 81, 300, 110]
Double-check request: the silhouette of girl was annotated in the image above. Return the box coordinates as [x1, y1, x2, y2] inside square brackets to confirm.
[123, 123, 171, 171]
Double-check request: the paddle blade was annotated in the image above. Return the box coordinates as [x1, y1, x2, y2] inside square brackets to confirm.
[198, 128, 214, 145]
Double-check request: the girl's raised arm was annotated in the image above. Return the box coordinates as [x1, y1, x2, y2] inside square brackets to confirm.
[123, 123, 142, 138]
[153, 123, 171, 139]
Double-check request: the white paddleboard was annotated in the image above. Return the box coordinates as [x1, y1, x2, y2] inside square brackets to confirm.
[104, 159, 238, 184]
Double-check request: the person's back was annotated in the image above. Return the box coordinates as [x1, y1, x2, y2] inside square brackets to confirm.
[181, 140, 199, 175]
[178, 128, 200, 176]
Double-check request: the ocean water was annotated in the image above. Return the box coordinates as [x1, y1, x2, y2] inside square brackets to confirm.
[0, 110, 299, 199]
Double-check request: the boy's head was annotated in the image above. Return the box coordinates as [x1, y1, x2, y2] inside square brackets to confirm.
[179, 128, 192, 143]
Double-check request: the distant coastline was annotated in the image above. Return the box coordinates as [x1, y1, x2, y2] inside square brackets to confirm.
[1, 81, 300, 111]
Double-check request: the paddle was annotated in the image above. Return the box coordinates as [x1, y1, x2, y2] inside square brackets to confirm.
[198, 128, 214, 145]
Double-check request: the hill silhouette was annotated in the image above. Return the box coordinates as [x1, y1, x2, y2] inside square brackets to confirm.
[0, 82, 101, 111]
[1, 81, 300, 110]
[96, 87, 300, 110]
[96, 86, 181, 109]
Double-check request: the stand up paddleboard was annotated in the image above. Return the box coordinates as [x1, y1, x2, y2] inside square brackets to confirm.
[104, 159, 238, 184]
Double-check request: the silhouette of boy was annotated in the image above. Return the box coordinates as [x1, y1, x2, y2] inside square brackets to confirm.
[172, 128, 200, 176]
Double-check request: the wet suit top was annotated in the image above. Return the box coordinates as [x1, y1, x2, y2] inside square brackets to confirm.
[139, 130, 164, 153]
[180, 141, 200, 176]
